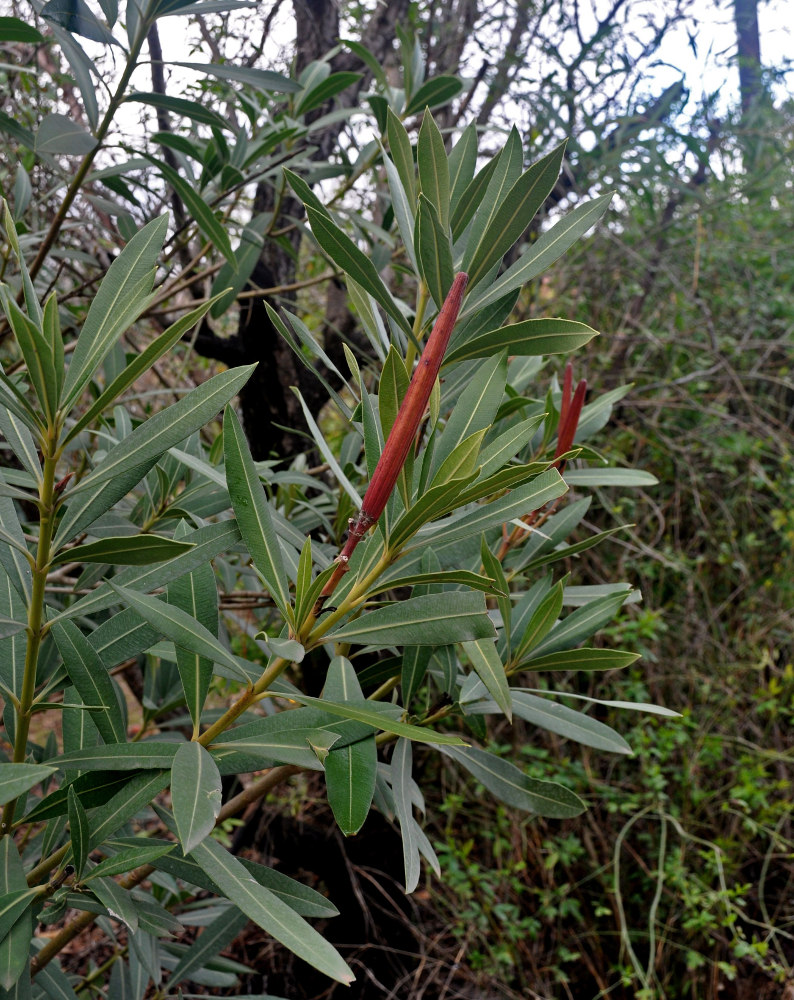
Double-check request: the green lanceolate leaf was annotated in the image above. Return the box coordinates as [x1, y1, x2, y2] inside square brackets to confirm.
[62, 215, 169, 406]
[88, 771, 170, 850]
[404, 75, 463, 117]
[55, 520, 240, 624]
[0, 407, 41, 482]
[295, 71, 361, 114]
[67, 363, 250, 493]
[167, 523, 218, 734]
[188, 835, 354, 984]
[84, 842, 175, 883]
[520, 647, 640, 673]
[0, 889, 41, 949]
[63, 296, 223, 445]
[326, 592, 495, 647]
[67, 786, 90, 880]
[108, 585, 249, 683]
[391, 738, 420, 893]
[459, 124, 522, 254]
[448, 123, 477, 214]
[510, 691, 633, 754]
[58, 366, 255, 542]
[430, 351, 506, 478]
[168, 905, 249, 986]
[442, 745, 585, 817]
[381, 143, 417, 272]
[90, 876, 138, 933]
[0, 837, 30, 990]
[50, 535, 194, 568]
[417, 110, 450, 231]
[143, 156, 236, 267]
[418, 468, 566, 548]
[305, 207, 412, 337]
[415, 193, 453, 309]
[562, 467, 659, 487]
[445, 317, 599, 366]
[325, 738, 377, 836]
[528, 590, 631, 659]
[51, 621, 127, 744]
[0, 497, 32, 602]
[460, 193, 613, 320]
[171, 742, 222, 854]
[386, 108, 415, 207]
[367, 567, 506, 599]
[0, 293, 58, 418]
[51, 744, 178, 772]
[126, 92, 229, 130]
[284, 695, 466, 747]
[514, 580, 564, 663]
[143, 831, 338, 917]
[174, 60, 302, 93]
[223, 407, 290, 617]
[461, 639, 511, 720]
[212, 728, 340, 771]
[464, 141, 566, 289]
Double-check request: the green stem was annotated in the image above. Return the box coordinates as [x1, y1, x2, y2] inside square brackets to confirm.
[303, 550, 393, 646]
[27, 23, 151, 283]
[1, 438, 59, 835]
[198, 656, 289, 747]
[405, 281, 430, 370]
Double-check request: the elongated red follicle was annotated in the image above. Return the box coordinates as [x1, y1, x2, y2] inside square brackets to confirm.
[311, 273, 468, 615]
[359, 271, 469, 526]
[555, 377, 587, 464]
[559, 361, 573, 435]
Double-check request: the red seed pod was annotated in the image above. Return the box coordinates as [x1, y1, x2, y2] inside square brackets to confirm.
[312, 273, 468, 614]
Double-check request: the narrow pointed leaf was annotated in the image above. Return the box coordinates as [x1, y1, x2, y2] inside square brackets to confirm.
[223, 407, 289, 616]
[462, 638, 511, 720]
[51, 621, 126, 744]
[521, 647, 641, 672]
[169, 906, 249, 986]
[391, 739, 420, 892]
[67, 786, 90, 879]
[415, 194, 453, 309]
[285, 695, 466, 746]
[63, 296, 223, 445]
[327, 592, 494, 647]
[325, 738, 377, 835]
[417, 110, 450, 230]
[465, 142, 566, 288]
[442, 745, 585, 817]
[445, 317, 598, 366]
[172, 742, 222, 854]
[460, 193, 613, 319]
[188, 835, 354, 984]
[50, 535, 193, 568]
[108, 584, 249, 683]
[63, 215, 168, 405]
[65, 365, 255, 502]
[0, 837, 29, 991]
[91, 877, 138, 933]
[510, 691, 633, 754]
[0, 765, 55, 806]
[305, 207, 412, 337]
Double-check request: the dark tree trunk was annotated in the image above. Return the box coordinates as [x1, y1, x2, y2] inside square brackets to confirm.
[733, 0, 763, 117]
[192, 0, 411, 459]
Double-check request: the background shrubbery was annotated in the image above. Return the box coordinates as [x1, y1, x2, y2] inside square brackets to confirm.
[0, 0, 792, 997]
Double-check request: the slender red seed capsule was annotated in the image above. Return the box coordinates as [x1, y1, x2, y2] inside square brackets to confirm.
[358, 271, 468, 526]
[555, 377, 587, 463]
[312, 273, 469, 614]
[559, 361, 574, 435]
